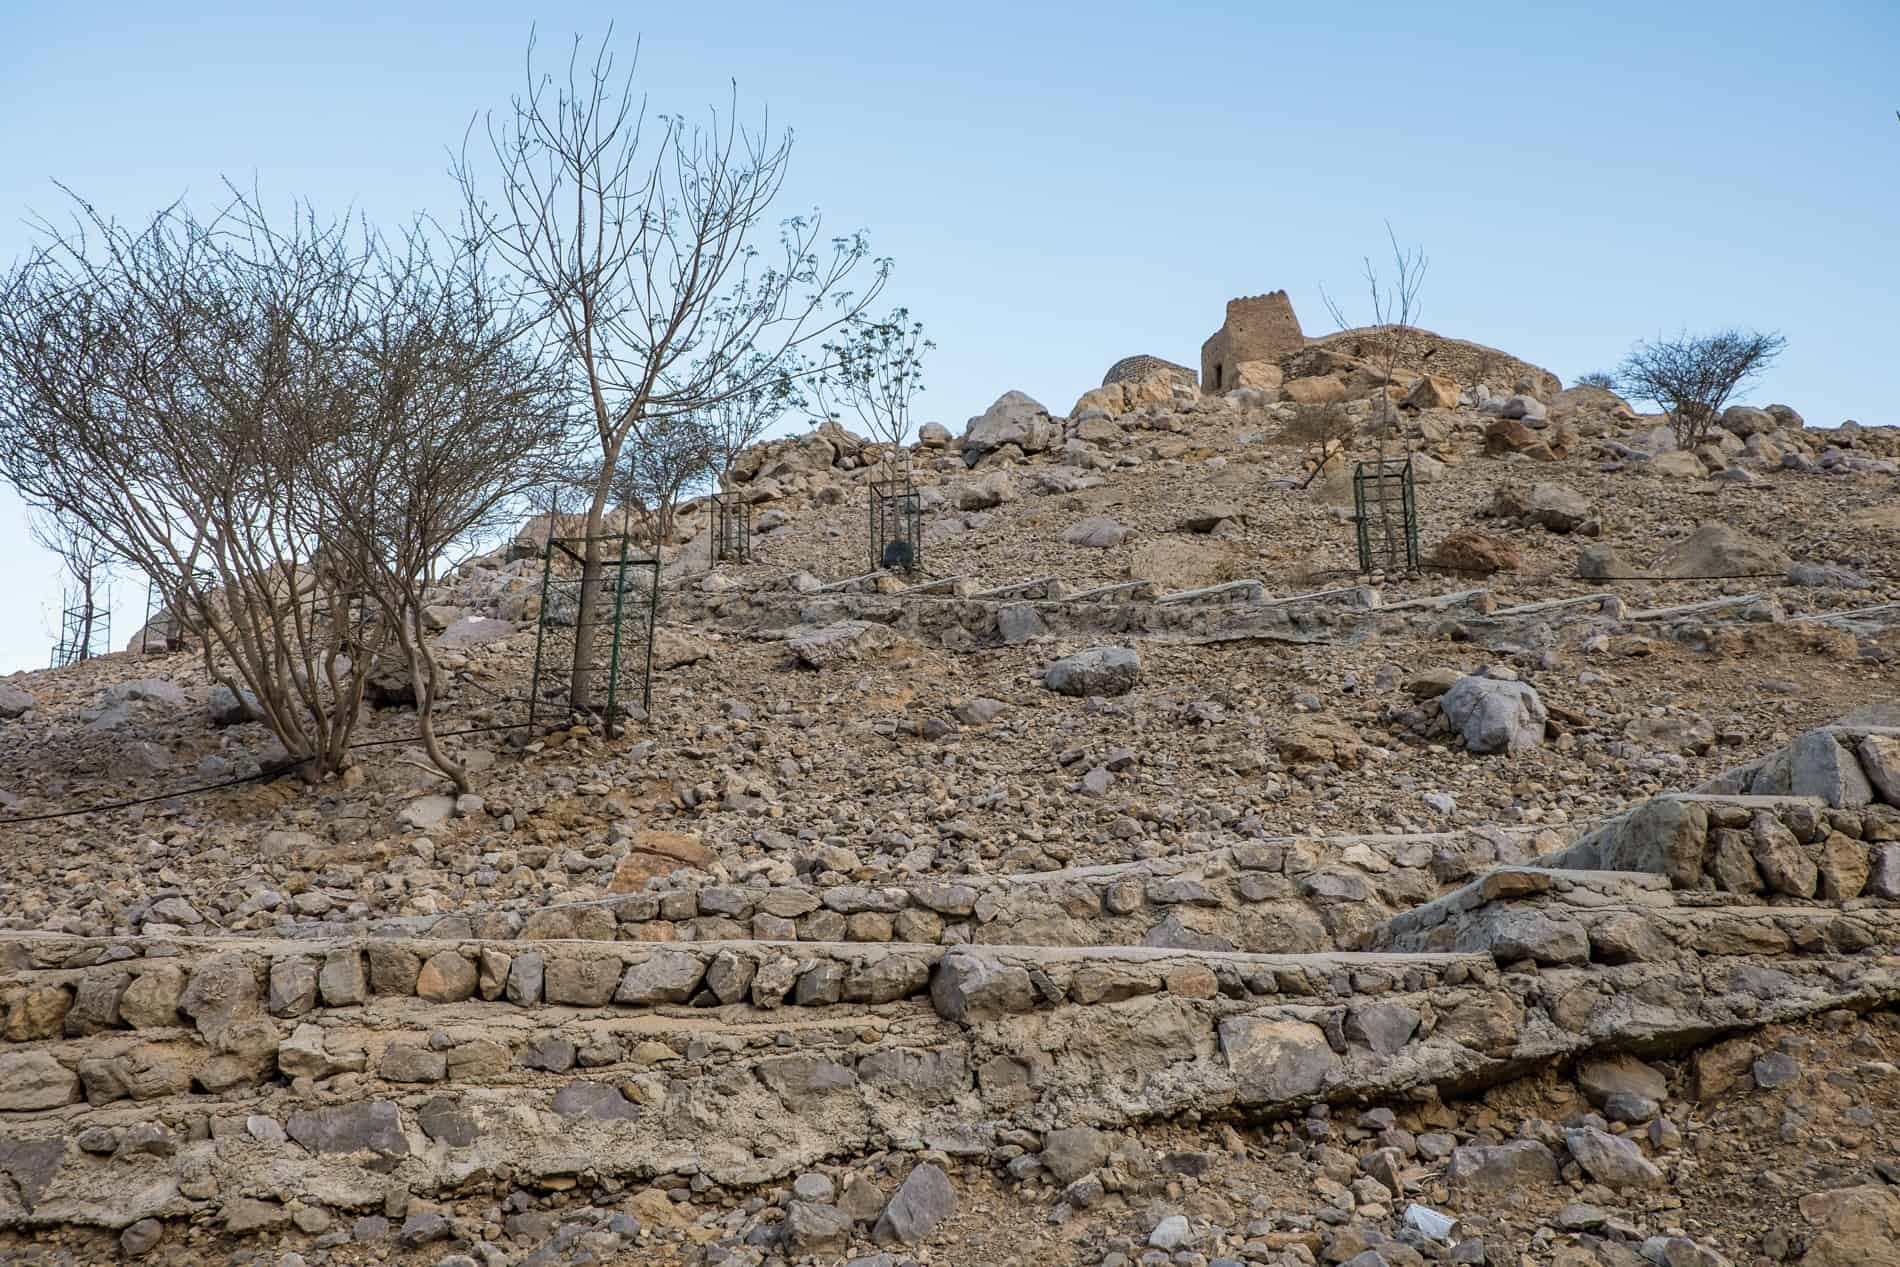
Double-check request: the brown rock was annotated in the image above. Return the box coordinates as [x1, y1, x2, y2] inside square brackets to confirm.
[416, 952, 477, 1003]
[1405, 374, 1460, 410]
[1281, 375, 1346, 406]
[1275, 714, 1364, 770]
[1431, 530, 1522, 576]
[610, 830, 717, 893]
[1797, 1184, 1900, 1267]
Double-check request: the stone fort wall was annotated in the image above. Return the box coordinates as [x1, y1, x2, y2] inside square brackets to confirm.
[1201, 291, 1305, 392]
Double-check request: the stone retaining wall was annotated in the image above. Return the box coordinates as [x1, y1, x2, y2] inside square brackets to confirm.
[246, 828, 1559, 955]
[1535, 786, 1900, 896]
[5, 931, 1899, 1237]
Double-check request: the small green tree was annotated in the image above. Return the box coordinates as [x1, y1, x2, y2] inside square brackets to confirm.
[814, 308, 931, 483]
[1573, 370, 1618, 391]
[1619, 329, 1786, 447]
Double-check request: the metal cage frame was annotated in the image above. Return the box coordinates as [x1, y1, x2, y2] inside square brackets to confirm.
[1353, 456, 1420, 576]
[50, 598, 110, 669]
[527, 534, 661, 739]
[710, 491, 753, 565]
[870, 478, 922, 575]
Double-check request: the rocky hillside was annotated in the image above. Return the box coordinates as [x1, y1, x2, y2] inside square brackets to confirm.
[2, 341, 1899, 1267]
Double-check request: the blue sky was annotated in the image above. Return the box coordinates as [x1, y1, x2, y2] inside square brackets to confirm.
[2, 0, 1895, 673]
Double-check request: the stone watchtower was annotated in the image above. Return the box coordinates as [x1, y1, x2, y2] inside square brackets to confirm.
[1201, 290, 1304, 392]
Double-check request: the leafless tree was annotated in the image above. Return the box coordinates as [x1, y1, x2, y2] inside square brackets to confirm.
[1320, 224, 1427, 572]
[1573, 370, 1619, 391]
[1320, 222, 1428, 454]
[28, 507, 114, 662]
[0, 187, 564, 786]
[299, 227, 571, 792]
[1619, 328, 1787, 447]
[813, 308, 931, 482]
[455, 27, 886, 715]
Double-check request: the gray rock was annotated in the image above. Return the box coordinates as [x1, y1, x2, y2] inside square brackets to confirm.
[1564, 1126, 1664, 1190]
[1576, 544, 1636, 580]
[551, 1081, 639, 1121]
[1041, 1125, 1115, 1185]
[872, 1162, 957, 1246]
[103, 678, 188, 708]
[1752, 1050, 1800, 1089]
[178, 953, 261, 1033]
[1061, 516, 1128, 549]
[954, 697, 1007, 725]
[0, 1048, 79, 1109]
[792, 1172, 837, 1204]
[614, 951, 705, 1005]
[416, 1097, 478, 1147]
[0, 684, 33, 719]
[1790, 730, 1874, 808]
[208, 683, 259, 726]
[1148, 1215, 1193, 1250]
[961, 391, 1057, 457]
[1446, 1139, 1557, 1189]
[996, 603, 1048, 644]
[1523, 483, 1590, 532]
[120, 1219, 162, 1256]
[1868, 845, 1900, 900]
[505, 952, 545, 1006]
[1600, 797, 1710, 889]
[1651, 523, 1791, 579]
[1044, 646, 1141, 698]
[783, 1201, 851, 1253]
[1439, 675, 1546, 755]
[268, 958, 319, 1018]
[1345, 1002, 1422, 1055]
[930, 950, 1034, 1023]
[1219, 1016, 1338, 1105]
[1455, 907, 1589, 965]
[286, 1101, 408, 1157]
[1501, 394, 1548, 424]
[399, 1212, 452, 1247]
[379, 1044, 447, 1083]
[319, 950, 369, 1007]
[1751, 811, 1818, 898]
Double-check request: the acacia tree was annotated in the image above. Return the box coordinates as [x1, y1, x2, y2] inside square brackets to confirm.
[814, 308, 931, 483]
[456, 28, 886, 714]
[1620, 329, 1786, 447]
[301, 228, 571, 792]
[0, 188, 564, 785]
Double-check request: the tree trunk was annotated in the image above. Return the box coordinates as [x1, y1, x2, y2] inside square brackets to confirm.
[568, 469, 614, 719]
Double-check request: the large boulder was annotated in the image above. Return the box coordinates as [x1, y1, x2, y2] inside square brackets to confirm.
[1599, 797, 1710, 889]
[1043, 647, 1141, 698]
[0, 684, 34, 719]
[1789, 730, 1874, 808]
[1439, 675, 1547, 755]
[962, 392, 1057, 460]
[1651, 524, 1791, 579]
